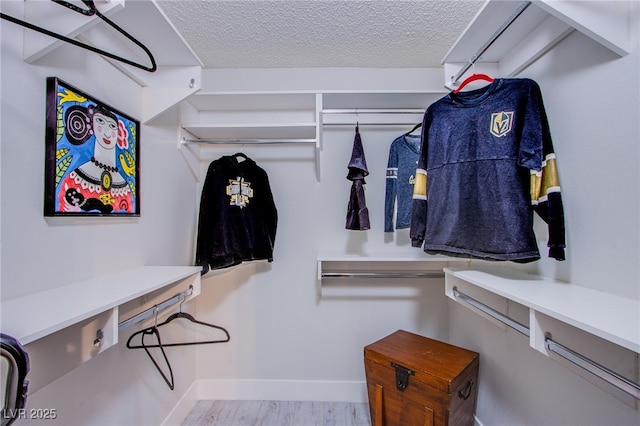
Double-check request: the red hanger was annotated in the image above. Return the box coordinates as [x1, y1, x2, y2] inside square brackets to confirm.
[453, 73, 494, 94]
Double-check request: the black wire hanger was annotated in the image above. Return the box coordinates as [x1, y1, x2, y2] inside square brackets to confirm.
[126, 308, 175, 390]
[404, 122, 422, 136]
[0, 0, 157, 72]
[133, 298, 231, 348]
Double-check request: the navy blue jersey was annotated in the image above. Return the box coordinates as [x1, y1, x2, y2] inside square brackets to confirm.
[410, 78, 565, 262]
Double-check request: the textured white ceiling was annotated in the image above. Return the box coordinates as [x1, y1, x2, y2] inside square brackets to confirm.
[156, 0, 485, 69]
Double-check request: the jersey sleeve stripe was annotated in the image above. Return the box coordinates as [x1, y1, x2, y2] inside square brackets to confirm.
[413, 168, 427, 200]
[530, 154, 561, 205]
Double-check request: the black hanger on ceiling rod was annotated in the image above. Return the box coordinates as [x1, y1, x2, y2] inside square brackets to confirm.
[0, 0, 157, 72]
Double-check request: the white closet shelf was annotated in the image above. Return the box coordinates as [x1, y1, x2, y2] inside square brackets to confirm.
[182, 123, 317, 140]
[442, 0, 631, 87]
[444, 266, 640, 353]
[177, 91, 441, 182]
[1, 266, 201, 345]
[317, 252, 466, 282]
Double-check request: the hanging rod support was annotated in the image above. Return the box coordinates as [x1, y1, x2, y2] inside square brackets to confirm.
[118, 286, 193, 332]
[545, 333, 640, 400]
[450, 1, 532, 86]
[452, 286, 530, 337]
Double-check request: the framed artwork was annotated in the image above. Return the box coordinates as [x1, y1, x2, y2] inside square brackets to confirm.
[44, 77, 140, 216]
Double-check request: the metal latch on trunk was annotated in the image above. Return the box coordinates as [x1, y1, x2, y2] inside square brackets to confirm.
[390, 362, 415, 392]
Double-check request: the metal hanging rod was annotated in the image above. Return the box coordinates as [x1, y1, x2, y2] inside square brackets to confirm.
[545, 333, 640, 400]
[452, 286, 640, 400]
[322, 109, 425, 115]
[118, 286, 193, 332]
[181, 138, 316, 145]
[322, 123, 421, 127]
[452, 286, 530, 336]
[322, 272, 444, 279]
[450, 1, 532, 86]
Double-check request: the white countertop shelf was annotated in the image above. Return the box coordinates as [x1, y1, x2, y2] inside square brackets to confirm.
[444, 266, 640, 353]
[1, 266, 201, 344]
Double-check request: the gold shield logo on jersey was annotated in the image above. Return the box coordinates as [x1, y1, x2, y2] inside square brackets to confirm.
[490, 111, 514, 137]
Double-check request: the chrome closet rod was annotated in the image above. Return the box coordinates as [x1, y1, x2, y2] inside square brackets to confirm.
[452, 286, 640, 399]
[450, 1, 532, 86]
[322, 272, 444, 279]
[452, 286, 530, 336]
[322, 108, 425, 115]
[181, 138, 316, 145]
[545, 333, 640, 400]
[322, 123, 421, 127]
[118, 286, 193, 332]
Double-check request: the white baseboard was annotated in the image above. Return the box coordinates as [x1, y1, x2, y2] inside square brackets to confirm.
[196, 379, 369, 403]
[163, 381, 199, 426]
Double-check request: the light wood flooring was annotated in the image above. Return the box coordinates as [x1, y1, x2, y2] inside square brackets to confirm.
[182, 400, 371, 426]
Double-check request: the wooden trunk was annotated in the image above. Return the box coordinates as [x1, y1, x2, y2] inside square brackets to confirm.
[364, 330, 479, 426]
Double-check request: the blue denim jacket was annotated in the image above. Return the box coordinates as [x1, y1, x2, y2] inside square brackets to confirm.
[410, 78, 565, 262]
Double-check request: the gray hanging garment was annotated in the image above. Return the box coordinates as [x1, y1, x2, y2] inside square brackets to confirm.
[345, 125, 370, 230]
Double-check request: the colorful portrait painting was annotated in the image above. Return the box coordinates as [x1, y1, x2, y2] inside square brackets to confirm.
[44, 77, 140, 216]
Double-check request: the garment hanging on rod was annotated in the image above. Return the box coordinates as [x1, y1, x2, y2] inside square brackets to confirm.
[385, 132, 421, 232]
[195, 153, 278, 273]
[410, 78, 566, 262]
[345, 124, 370, 231]
[0, 0, 157, 72]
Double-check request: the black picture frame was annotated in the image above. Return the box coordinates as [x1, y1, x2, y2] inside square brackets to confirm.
[44, 77, 140, 217]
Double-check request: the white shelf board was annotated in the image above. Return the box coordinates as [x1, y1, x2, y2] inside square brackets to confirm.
[182, 123, 317, 140]
[443, 1, 552, 64]
[186, 92, 317, 111]
[1, 266, 201, 344]
[442, 0, 630, 75]
[445, 266, 640, 353]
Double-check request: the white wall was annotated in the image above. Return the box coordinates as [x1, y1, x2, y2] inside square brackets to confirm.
[0, 3, 199, 424]
[192, 68, 455, 402]
[448, 6, 640, 426]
